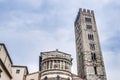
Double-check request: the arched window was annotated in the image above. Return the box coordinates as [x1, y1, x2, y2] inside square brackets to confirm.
[89, 44, 95, 50]
[68, 77, 70, 80]
[94, 66, 97, 75]
[88, 34, 94, 40]
[93, 53, 96, 60]
[56, 75, 60, 80]
[44, 76, 47, 80]
[91, 53, 96, 61]
[85, 17, 91, 23]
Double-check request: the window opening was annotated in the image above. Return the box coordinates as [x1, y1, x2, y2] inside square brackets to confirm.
[94, 66, 97, 75]
[85, 17, 91, 23]
[16, 69, 20, 74]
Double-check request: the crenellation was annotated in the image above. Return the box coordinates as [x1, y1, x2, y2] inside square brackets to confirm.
[79, 8, 94, 15]
[87, 9, 90, 13]
[83, 9, 86, 12]
[91, 10, 94, 14]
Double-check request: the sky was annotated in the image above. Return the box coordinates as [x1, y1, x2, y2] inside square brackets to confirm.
[0, 0, 120, 80]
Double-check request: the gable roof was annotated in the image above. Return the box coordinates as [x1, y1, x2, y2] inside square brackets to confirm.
[12, 65, 29, 74]
[0, 43, 13, 64]
[40, 49, 71, 56]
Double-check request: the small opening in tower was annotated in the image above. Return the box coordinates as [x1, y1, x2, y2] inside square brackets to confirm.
[94, 66, 97, 75]
[88, 34, 94, 40]
[85, 17, 91, 23]
[89, 44, 95, 50]
[86, 25, 92, 29]
[91, 53, 96, 61]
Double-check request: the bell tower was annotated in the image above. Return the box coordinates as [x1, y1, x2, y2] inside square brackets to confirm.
[74, 8, 107, 80]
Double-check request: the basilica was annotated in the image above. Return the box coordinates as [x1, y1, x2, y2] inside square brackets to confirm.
[0, 8, 107, 80]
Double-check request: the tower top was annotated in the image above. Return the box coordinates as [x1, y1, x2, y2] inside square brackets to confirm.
[75, 8, 94, 25]
[79, 8, 94, 14]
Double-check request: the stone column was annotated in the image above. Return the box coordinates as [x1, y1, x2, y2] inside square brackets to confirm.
[47, 61, 48, 69]
[49, 61, 51, 69]
[52, 60, 54, 69]
[45, 62, 46, 70]
[61, 61, 63, 70]
[43, 62, 44, 70]
[50, 60, 52, 69]
[63, 61, 65, 70]
[60, 60, 62, 70]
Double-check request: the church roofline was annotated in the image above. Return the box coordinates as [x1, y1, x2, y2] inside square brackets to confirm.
[12, 65, 29, 74]
[26, 71, 39, 75]
[0, 43, 13, 64]
[40, 50, 71, 56]
[0, 58, 12, 79]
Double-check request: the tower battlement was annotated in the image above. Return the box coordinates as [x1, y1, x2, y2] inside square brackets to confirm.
[79, 8, 94, 14]
[75, 8, 94, 26]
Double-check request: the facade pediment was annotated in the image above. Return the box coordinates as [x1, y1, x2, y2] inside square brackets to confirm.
[41, 50, 72, 61]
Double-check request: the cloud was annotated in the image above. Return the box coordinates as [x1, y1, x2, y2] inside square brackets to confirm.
[103, 51, 120, 80]
[27, 63, 39, 73]
[14, 0, 42, 9]
[0, 0, 120, 80]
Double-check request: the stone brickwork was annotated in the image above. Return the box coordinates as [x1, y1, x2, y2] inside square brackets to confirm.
[74, 8, 107, 80]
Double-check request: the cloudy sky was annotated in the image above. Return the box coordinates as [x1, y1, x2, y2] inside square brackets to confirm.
[0, 0, 120, 80]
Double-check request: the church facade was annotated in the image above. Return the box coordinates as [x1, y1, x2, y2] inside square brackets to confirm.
[0, 8, 107, 80]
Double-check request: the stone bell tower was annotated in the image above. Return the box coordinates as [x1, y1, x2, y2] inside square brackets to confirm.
[74, 8, 107, 80]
